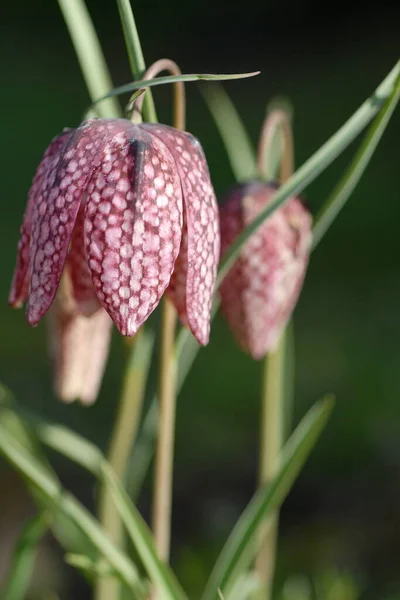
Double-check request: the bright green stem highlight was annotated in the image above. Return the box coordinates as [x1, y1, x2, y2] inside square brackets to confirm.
[96, 329, 153, 600]
[2, 514, 49, 600]
[57, 0, 121, 118]
[115, 0, 157, 122]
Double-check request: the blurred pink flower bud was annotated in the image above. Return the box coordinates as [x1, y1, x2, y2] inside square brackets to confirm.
[9, 118, 220, 401]
[219, 181, 312, 359]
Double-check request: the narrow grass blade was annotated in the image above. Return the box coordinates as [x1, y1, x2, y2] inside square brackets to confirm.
[0, 424, 144, 595]
[200, 83, 256, 181]
[312, 72, 400, 249]
[115, 0, 157, 122]
[57, 0, 121, 118]
[201, 397, 334, 600]
[216, 60, 400, 284]
[91, 72, 260, 108]
[102, 465, 188, 600]
[1, 514, 49, 600]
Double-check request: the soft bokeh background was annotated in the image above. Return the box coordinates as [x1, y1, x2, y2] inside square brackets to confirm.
[1, 0, 400, 598]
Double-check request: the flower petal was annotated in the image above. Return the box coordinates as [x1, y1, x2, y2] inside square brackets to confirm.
[84, 125, 183, 336]
[9, 129, 73, 308]
[47, 273, 112, 405]
[26, 119, 132, 326]
[219, 181, 312, 359]
[66, 205, 100, 316]
[141, 124, 220, 345]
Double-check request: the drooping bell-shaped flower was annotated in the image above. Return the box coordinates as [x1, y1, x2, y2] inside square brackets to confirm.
[9, 118, 220, 401]
[9, 118, 219, 342]
[218, 181, 312, 359]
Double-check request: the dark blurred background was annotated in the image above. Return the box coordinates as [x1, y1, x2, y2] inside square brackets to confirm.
[1, 0, 400, 598]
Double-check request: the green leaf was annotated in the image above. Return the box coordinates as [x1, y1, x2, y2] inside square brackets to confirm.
[1, 513, 49, 600]
[200, 82, 256, 181]
[101, 465, 188, 600]
[0, 423, 145, 596]
[65, 553, 120, 580]
[91, 72, 260, 108]
[216, 60, 400, 285]
[201, 397, 334, 600]
[312, 72, 400, 249]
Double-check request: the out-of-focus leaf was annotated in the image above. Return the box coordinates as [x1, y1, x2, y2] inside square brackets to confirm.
[102, 465, 188, 600]
[1, 513, 49, 600]
[201, 397, 334, 600]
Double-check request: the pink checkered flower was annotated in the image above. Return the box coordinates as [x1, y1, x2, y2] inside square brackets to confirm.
[218, 181, 312, 359]
[9, 118, 220, 400]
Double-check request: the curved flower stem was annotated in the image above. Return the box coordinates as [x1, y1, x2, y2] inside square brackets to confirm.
[256, 109, 294, 598]
[57, 0, 121, 119]
[257, 109, 294, 182]
[115, 0, 157, 123]
[134, 59, 186, 130]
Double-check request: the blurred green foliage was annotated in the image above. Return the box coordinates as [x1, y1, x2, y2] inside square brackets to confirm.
[1, 0, 400, 598]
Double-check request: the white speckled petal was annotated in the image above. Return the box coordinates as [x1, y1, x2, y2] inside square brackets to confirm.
[84, 126, 183, 336]
[66, 206, 100, 316]
[9, 129, 73, 308]
[47, 273, 112, 405]
[219, 181, 313, 359]
[26, 119, 132, 326]
[142, 124, 220, 345]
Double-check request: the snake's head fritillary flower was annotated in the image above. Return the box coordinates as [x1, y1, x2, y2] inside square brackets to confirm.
[218, 181, 312, 359]
[9, 118, 219, 401]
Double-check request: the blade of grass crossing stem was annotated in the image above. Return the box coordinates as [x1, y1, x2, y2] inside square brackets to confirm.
[216, 60, 400, 283]
[0, 424, 144, 595]
[101, 465, 188, 600]
[201, 397, 334, 600]
[2, 514, 50, 600]
[200, 82, 256, 181]
[90, 72, 260, 110]
[312, 72, 400, 249]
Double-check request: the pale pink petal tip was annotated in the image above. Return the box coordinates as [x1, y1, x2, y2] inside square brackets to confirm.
[219, 181, 313, 359]
[47, 276, 113, 405]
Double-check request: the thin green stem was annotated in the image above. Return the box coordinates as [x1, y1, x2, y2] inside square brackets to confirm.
[96, 330, 153, 600]
[116, 0, 157, 122]
[57, 0, 121, 118]
[256, 109, 294, 596]
[256, 339, 286, 598]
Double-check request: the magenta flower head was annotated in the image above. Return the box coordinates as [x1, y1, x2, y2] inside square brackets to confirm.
[9, 117, 220, 400]
[218, 181, 312, 359]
